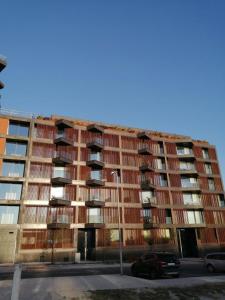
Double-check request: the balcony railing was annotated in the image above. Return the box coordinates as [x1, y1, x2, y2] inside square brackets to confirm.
[47, 215, 71, 229]
[54, 133, 73, 146]
[141, 179, 156, 190]
[142, 197, 157, 207]
[138, 144, 152, 155]
[53, 151, 73, 164]
[87, 138, 104, 151]
[49, 197, 71, 207]
[51, 170, 72, 184]
[85, 215, 105, 228]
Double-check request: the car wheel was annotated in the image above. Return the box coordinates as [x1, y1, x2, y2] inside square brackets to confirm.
[131, 266, 138, 277]
[149, 269, 157, 279]
[207, 264, 215, 273]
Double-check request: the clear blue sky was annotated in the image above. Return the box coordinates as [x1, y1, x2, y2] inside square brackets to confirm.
[1, 0, 225, 182]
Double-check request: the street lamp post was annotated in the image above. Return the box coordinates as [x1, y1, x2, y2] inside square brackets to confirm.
[111, 169, 123, 275]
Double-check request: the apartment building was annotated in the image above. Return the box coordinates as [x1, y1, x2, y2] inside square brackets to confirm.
[0, 111, 224, 263]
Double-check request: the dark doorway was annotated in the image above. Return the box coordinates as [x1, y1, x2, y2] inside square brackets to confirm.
[77, 229, 96, 260]
[177, 228, 198, 257]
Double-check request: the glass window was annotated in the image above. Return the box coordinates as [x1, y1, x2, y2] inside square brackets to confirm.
[90, 152, 101, 161]
[8, 121, 29, 137]
[177, 146, 192, 155]
[5, 141, 27, 156]
[88, 208, 103, 223]
[51, 186, 64, 198]
[90, 189, 101, 201]
[53, 166, 65, 178]
[156, 158, 165, 170]
[179, 161, 195, 170]
[140, 191, 154, 203]
[0, 183, 22, 200]
[159, 174, 167, 187]
[202, 148, 209, 159]
[208, 179, 215, 191]
[205, 163, 212, 174]
[90, 170, 102, 180]
[2, 161, 25, 177]
[181, 176, 197, 188]
[187, 210, 203, 224]
[0, 206, 19, 224]
[183, 193, 201, 205]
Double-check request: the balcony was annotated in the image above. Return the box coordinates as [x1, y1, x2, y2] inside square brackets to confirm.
[51, 170, 72, 185]
[85, 199, 105, 207]
[138, 144, 152, 155]
[55, 119, 73, 129]
[85, 215, 105, 229]
[86, 179, 105, 187]
[87, 124, 104, 134]
[49, 197, 71, 207]
[137, 131, 150, 140]
[52, 151, 73, 165]
[54, 133, 74, 146]
[139, 163, 154, 172]
[141, 179, 156, 190]
[87, 138, 104, 151]
[179, 167, 198, 175]
[86, 153, 104, 169]
[143, 217, 158, 229]
[0, 56, 7, 72]
[47, 215, 70, 229]
[181, 182, 200, 191]
[142, 196, 157, 208]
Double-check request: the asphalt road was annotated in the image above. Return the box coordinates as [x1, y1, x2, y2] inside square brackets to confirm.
[0, 261, 224, 281]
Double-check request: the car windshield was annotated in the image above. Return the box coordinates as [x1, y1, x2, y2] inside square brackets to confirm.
[157, 254, 177, 262]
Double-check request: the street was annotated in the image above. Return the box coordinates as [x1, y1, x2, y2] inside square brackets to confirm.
[0, 260, 224, 281]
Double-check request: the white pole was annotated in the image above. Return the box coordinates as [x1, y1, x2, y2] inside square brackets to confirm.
[11, 264, 22, 300]
[112, 170, 123, 275]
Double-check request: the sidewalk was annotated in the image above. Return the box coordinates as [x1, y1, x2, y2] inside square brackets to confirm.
[1, 273, 225, 300]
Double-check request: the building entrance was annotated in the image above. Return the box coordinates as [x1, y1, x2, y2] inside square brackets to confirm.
[77, 229, 96, 260]
[177, 228, 198, 257]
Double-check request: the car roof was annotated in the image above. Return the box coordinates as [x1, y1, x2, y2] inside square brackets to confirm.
[206, 252, 225, 256]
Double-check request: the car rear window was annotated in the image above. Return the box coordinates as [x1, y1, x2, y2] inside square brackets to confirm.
[157, 254, 177, 262]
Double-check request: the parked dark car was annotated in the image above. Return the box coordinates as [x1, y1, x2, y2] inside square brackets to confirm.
[204, 252, 225, 273]
[131, 252, 180, 279]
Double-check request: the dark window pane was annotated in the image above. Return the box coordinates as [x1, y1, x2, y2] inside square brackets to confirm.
[9, 122, 29, 137]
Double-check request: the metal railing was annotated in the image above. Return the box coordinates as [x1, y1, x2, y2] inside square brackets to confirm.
[0, 108, 38, 119]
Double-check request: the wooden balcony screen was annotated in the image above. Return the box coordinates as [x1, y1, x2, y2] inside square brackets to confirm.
[199, 228, 218, 244]
[97, 229, 119, 247]
[217, 228, 225, 243]
[27, 184, 51, 200]
[124, 189, 140, 203]
[32, 142, 55, 158]
[124, 208, 142, 223]
[121, 136, 140, 150]
[62, 128, 78, 142]
[211, 163, 220, 175]
[171, 192, 184, 205]
[123, 170, 140, 184]
[169, 174, 181, 187]
[122, 153, 139, 167]
[35, 124, 56, 139]
[81, 131, 119, 148]
[103, 150, 120, 165]
[78, 186, 119, 202]
[56, 145, 77, 161]
[165, 142, 177, 155]
[156, 191, 170, 205]
[193, 146, 203, 158]
[23, 206, 75, 224]
[104, 207, 122, 223]
[167, 158, 180, 170]
[202, 193, 220, 207]
[103, 133, 119, 148]
[214, 178, 223, 191]
[21, 229, 74, 249]
[30, 163, 52, 178]
[195, 162, 205, 173]
[204, 210, 225, 225]
[199, 177, 209, 190]
[209, 148, 217, 160]
[125, 229, 144, 245]
[78, 206, 87, 223]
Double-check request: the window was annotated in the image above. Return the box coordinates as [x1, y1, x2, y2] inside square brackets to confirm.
[159, 174, 167, 187]
[2, 161, 25, 177]
[90, 152, 101, 161]
[51, 186, 64, 199]
[90, 170, 102, 180]
[88, 208, 103, 223]
[0, 206, 19, 224]
[53, 166, 65, 178]
[202, 148, 209, 159]
[181, 176, 198, 188]
[5, 141, 27, 156]
[176, 146, 193, 155]
[8, 121, 29, 137]
[187, 210, 204, 224]
[183, 193, 201, 205]
[140, 191, 155, 204]
[165, 209, 172, 224]
[208, 179, 215, 191]
[156, 158, 165, 170]
[0, 183, 22, 200]
[179, 161, 195, 171]
[90, 188, 101, 201]
[218, 195, 225, 207]
[205, 163, 212, 174]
